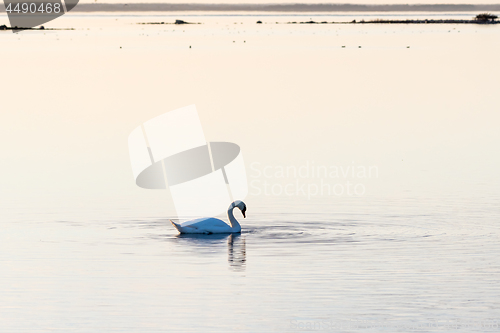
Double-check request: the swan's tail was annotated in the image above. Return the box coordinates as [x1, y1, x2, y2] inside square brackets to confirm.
[170, 219, 182, 233]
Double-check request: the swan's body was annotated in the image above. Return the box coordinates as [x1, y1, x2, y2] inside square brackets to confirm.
[170, 200, 246, 234]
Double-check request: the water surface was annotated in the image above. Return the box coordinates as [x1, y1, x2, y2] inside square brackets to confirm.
[1, 12, 500, 332]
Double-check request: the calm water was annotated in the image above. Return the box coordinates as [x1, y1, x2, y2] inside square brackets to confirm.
[2, 194, 500, 332]
[1, 12, 500, 332]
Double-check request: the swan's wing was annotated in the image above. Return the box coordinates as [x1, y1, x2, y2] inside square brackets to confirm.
[180, 217, 232, 234]
[184, 225, 200, 230]
[182, 217, 228, 228]
[174, 222, 210, 234]
[183, 222, 221, 234]
[205, 218, 230, 228]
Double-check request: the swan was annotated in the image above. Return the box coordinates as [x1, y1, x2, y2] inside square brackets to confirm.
[170, 200, 246, 234]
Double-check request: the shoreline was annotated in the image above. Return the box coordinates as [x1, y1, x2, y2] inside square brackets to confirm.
[139, 18, 500, 25]
[0, 24, 73, 31]
[285, 19, 500, 24]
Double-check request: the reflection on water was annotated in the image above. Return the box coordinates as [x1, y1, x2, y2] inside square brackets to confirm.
[228, 234, 246, 272]
[174, 233, 247, 271]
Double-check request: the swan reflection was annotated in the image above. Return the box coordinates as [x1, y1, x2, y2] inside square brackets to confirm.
[228, 234, 246, 271]
[174, 233, 246, 271]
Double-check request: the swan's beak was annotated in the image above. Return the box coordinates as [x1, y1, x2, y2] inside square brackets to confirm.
[242, 208, 246, 218]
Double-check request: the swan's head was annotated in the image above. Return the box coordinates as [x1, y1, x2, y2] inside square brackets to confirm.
[233, 200, 247, 218]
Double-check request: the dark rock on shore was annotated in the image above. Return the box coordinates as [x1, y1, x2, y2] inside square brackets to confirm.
[139, 20, 200, 25]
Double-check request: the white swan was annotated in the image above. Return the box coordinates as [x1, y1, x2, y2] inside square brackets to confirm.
[170, 200, 246, 234]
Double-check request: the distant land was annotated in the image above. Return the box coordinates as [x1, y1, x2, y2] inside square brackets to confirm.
[2, 3, 499, 13]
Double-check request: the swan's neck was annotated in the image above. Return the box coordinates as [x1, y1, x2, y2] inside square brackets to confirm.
[227, 204, 241, 232]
